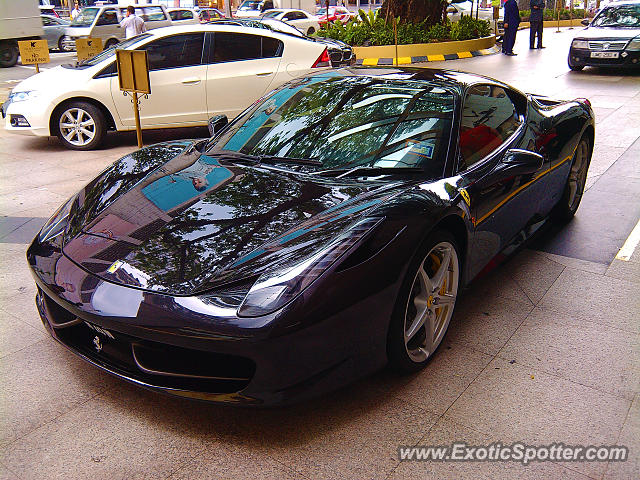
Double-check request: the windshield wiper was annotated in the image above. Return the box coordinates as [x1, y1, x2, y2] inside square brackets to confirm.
[316, 166, 427, 178]
[259, 156, 322, 166]
[211, 152, 322, 167]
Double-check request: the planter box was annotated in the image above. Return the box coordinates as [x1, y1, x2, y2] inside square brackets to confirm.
[520, 19, 587, 28]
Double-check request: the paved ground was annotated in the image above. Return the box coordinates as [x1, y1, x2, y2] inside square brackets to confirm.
[0, 28, 639, 479]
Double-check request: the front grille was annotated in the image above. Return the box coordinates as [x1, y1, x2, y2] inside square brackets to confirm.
[40, 291, 255, 393]
[588, 41, 628, 50]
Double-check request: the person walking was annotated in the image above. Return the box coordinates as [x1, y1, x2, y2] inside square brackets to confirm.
[503, 0, 521, 56]
[120, 5, 147, 39]
[529, 0, 545, 48]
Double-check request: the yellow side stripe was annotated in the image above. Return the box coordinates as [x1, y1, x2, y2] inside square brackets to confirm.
[457, 51, 473, 58]
[427, 54, 445, 62]
[475, 154, 573, 226]
[362, 58, 378, 66]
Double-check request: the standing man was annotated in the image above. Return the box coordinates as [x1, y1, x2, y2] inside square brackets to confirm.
[502, 0, 520, 56]
[529, 0, 545, 49]
[120, 6, 147, 39]
[71, 2, 81, 19]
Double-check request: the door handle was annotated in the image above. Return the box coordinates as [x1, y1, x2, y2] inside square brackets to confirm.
[181, 78, 201, 85]
[256, 72, 274, 76]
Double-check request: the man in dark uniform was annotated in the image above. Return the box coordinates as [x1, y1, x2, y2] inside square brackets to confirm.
[530, 0, 545, 48]
[503, 0, 520, 56]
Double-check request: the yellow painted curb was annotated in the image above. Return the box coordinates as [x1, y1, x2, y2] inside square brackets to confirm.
[352, 35, 496, 61]
[457, 51, 473, 58]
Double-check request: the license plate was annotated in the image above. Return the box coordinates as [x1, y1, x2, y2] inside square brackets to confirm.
[590, 51, 619, 59]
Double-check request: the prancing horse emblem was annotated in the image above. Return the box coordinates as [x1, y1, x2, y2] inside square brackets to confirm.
[93, 335, 102, 352]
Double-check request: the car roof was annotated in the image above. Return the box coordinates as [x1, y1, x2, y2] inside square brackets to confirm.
[130, 23, 306, 41]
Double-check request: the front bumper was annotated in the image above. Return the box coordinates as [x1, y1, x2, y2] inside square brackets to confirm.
[27, 237, 398, 406]
[4, 99, 51, 137]
[568, 47, 640, 68]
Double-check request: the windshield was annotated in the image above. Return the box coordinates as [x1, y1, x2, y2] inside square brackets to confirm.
[591, 4, 640, 27]
[79, 33, 152, 66]
[239, 1, 262, 10]
[70, 7, 99, 27]
[208, 73, 454, 176]
[262, 19, 303, 36]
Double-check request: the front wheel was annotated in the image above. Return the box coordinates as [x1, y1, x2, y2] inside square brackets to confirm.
[568, 56, 584, 71]
[307, 27, 316, 35]
[55, 101, 107, 150]
[387, 231, 461, 372]
[553, 135, 591, 222]
[104, 38, 119, 49]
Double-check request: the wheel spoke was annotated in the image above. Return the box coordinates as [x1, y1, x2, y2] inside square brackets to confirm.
[60, 122, 74, 129]
[430, 247, 451, 292]
[435, 293, 456, 306]
[417, 264, 433, 293]
[79, 127, 94, 138]
[405, 310, 427, 342]
[80, 119, 94, 128]
[62, 129, 76, 142]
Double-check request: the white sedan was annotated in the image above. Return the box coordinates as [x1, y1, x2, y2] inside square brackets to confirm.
[261, 8, 321, 35]
[4, 24, 331, 150]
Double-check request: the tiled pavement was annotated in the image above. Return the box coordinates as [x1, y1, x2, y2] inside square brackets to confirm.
[0, 29, 638, 479]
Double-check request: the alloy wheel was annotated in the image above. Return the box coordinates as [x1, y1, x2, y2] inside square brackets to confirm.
[566, 139, 589, 212]
[403, 241, 459, 363]
[59, 108, 96, 147]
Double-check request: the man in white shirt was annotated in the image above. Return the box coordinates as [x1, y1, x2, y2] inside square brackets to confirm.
[71, 2, 81, 19]
[120, 5, 147, 39]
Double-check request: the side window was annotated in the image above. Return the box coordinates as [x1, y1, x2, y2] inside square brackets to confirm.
[182, 10, 193, 19]
[169, 11, 179, 21]
[283, 13, 296, 20]
[213, 33, 283, 63]
[295, 12, 307, 20]
[141, 33, 204, 71]
[459, 84, 523, 170]
[142, 6, 167, 22]
[96, 9, 118, 26]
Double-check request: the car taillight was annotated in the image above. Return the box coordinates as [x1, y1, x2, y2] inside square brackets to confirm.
[312, 48, 331, 68]
[577, 97, 591, 108]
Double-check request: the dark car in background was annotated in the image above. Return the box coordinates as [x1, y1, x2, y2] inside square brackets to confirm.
[28, 68, 594, 406]
[209, 17, 354, 66]
[568, 0, 640, 70]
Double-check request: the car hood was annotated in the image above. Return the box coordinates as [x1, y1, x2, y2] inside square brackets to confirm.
[11, 64, 89, 93]
[576, 26, 640, 40]
[60, 141, 404, 296]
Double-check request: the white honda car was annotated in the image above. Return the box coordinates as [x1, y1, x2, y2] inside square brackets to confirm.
[3, 24, 331, 150]
[261, 8, 321, 36]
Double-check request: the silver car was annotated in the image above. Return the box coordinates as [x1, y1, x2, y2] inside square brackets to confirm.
[41, 14, 72, 51]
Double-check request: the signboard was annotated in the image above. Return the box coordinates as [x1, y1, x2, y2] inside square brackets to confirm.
[18, 40, 49, 65]
[493, 6, 500, 19]
[116, 49, 150, 94]
[76, 38, 103, 62]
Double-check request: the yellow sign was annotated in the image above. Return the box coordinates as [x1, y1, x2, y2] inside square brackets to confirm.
[76, 37, 103, 62]
[460, 188, 471, 207]
[18, 40, 50, 65]
[493, 6, 500, 19]
[116, 49, 151, 94]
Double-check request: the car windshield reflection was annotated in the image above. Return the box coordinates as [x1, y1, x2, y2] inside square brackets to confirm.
[591, 4, 640, 27]
[208, 73, 454, 176]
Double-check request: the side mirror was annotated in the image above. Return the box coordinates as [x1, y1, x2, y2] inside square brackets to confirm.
[502, 148, 544, 174]
[581, 18, 590, 26]
[207, 114, 228, 136]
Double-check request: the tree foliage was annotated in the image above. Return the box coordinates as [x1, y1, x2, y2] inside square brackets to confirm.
[380, 0, 448, 28]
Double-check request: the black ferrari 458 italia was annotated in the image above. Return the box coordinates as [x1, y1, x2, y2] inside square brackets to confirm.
[28, 68, 595, 405]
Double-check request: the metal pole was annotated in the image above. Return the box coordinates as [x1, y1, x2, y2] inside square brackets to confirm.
[225, 0, 232, 18]
[393, 16, 398, 65]
[133, 92, 143, 148]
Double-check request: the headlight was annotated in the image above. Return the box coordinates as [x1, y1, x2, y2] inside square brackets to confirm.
[572, 40, 589, 49]
[38, 195, 76, 244]
[236, 217, 383, 317]
[10, 91, 40, 103]
[626, 39, 640, 51]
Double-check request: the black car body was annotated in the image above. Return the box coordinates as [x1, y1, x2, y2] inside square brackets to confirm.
[28, 68, 594, 406]
[208, 17, 354, 67]
[568, 1, 640, 70]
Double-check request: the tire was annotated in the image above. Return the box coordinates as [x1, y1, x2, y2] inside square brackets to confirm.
[0, 42, 19, 68]
[552, 135, 591, 223]
[104, 38, 119, 49]
[58, 36, 72, 52]
[307, 27, 315, 35]
[55, 101, 107, 150]
[387, 230, 461, 373]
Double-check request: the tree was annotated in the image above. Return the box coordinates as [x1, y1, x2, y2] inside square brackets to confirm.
[380, 0, 448, 27]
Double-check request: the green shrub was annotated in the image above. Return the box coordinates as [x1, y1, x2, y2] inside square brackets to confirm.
[317, 12, 489, 46]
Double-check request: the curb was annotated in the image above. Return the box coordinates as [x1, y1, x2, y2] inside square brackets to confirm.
[355, 45, 501, 66]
